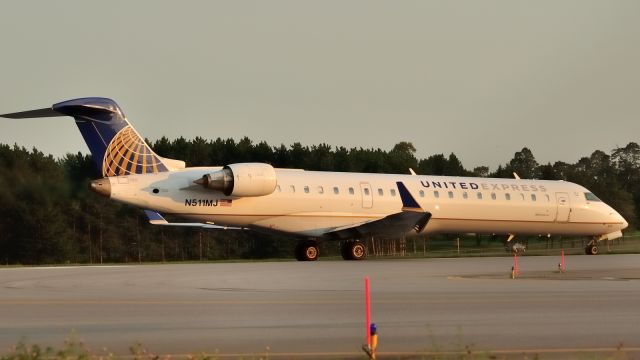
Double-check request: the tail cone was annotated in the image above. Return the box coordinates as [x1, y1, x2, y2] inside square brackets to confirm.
[90, 178, 111, 198]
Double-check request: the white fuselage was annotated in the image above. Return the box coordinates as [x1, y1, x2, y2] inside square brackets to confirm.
[105, 167, 627, 240]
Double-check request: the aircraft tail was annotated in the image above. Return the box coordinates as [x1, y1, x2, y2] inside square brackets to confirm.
[1, 97, 183, 177]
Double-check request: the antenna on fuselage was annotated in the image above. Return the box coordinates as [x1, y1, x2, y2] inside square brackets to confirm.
[513, 172, 521, 179]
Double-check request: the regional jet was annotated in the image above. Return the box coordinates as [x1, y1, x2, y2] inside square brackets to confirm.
[1, 98, 628, 260]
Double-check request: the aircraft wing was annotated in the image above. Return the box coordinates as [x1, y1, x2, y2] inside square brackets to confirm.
[143, 210, 244, 230]
[323, 182, 431, 240]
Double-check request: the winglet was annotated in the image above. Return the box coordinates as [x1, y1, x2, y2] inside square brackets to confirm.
[396, 182, 422, 211]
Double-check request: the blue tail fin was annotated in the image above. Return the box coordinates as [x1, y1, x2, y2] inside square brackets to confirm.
[3, 97, 175, 177]
[53, 98, 170, 176]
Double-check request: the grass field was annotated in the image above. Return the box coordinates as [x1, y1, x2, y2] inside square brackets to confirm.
[353, 231, 640, 259]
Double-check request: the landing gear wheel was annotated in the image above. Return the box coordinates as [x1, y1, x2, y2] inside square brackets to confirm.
[585, 245, 599, 255]
[341, 240, 367, 260]
[340, 241, 351, 260]
[295, 241, 319, 261]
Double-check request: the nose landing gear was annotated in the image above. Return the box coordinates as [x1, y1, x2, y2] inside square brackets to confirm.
[585, 239, 599, 255]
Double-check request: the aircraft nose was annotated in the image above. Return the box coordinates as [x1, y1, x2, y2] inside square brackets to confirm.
[621, 218, 629, 230]
[614, 211, 629, 230]
[90, 178, 111, 198]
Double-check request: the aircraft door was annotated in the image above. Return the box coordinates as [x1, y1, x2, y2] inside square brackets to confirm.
[555, 192, 570, 222]
[360, 183, 373, 208]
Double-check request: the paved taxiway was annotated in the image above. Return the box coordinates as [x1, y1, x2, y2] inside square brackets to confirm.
[1, 255, 640, 357]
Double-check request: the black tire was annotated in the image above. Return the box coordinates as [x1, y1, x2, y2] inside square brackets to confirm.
[585, 244, 599, 255]
[295, 243, 304, 261]
[295, 241, 319, 261]
[340, 241, 352, 260]
[350, 241, 366, 260]
[340, 240, 366, 261]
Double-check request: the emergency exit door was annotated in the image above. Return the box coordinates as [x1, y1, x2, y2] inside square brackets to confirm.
[555, 192, 570, 222]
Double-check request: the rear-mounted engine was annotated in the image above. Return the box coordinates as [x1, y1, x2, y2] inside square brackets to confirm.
[194, 163, 277, 197]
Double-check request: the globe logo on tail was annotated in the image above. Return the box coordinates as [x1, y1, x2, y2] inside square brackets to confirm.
[102, 126, 167, 177]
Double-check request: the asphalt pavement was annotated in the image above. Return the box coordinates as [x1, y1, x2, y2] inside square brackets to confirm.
[1, 254, 640, 358]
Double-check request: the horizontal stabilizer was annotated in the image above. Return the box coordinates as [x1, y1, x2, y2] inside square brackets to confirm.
[143, 210, 244, 230]
[0, 108, 64, 119]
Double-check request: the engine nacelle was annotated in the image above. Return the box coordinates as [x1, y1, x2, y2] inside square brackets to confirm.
[194, 163, 277, 197]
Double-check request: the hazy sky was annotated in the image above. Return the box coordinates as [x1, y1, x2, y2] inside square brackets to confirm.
[1, 1, 639, 170]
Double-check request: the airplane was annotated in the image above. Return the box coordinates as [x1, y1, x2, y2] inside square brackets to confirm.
[1, 97, 628, 260]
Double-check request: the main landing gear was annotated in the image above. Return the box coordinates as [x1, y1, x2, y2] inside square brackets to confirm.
[295, 240, 319, 261]
[294, 239, 368, 261]
[341, 240, 367, 261]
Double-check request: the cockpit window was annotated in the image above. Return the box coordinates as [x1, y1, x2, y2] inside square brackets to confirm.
[585, 192, 602, 202]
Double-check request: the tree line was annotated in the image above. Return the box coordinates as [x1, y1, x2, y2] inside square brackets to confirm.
[1, 137, 639, 264]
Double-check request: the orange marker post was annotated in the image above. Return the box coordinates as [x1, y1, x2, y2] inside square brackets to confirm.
[365, 276, 371, 347]
[513, 253, 519, 277]
[560, 249, 566, 272]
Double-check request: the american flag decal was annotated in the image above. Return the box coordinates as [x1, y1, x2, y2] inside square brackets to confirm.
[219, 199, 232, 207]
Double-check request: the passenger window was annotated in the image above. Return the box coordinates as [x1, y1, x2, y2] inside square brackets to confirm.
[545, 194, 550, 202]
[531, 194, 537, 201]
[419, 190, 425, 197]
[463, 192, 468, 199]
[364, 188, 370, 196]
[390, 189, 397, 197]
[349, 187, 355, 195]
[448, 191, 454, 198]
[505, 193, 511, 200]
[477, 192, 483, 200]
[318, 186, 324, 194]
[378, 188, 384, 196]
[276, 185, 281, 192]
[290, 185, 295, 193]
[520, 193, 525, 201]
[333, 186, 339, 194]
[491, 192, 496, 200]
[434, 191, 440, 198]
[304, 186, 310, 194]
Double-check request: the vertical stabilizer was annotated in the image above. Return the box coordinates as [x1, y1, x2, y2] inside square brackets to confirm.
[52, 98, 169, 176]
[2, 97, 175, 177]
